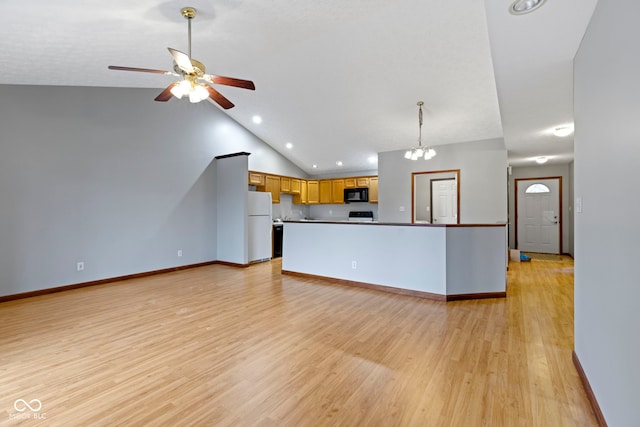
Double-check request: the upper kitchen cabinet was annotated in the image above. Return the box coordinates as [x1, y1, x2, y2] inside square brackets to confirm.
[248, 172, 265, 186]
[291, 179, 301, 195]
[344, 178, 356, 188]
[293, 180, 307, 204]
[265, 175, 281, 204]
[356, 177, 369, 187]
[368, 177, 378, 203]
[332, 179, 345, 204]
[319, 180, 332, 204]
[280, 177, 291, 193]
[307, 180, 320, 204]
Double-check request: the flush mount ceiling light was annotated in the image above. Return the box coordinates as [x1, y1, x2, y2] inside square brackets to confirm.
[553, 125, 573, 137]
[510, 0, 546, 15]
[252, 115, 263, 124]
[405, 101, 436, 161]
[535, 156, 549, 164]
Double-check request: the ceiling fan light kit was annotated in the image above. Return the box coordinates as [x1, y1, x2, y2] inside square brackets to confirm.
[405, 101, 437, 161]
[107, 6, 255, 109]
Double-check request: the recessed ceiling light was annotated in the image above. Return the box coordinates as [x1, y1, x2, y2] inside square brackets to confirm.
[510, 0, 546, 15]
[336, 161, 343, 166]
[368, 156, 377, 164]
[553, 125, 573, 137]
[535, 156, 548, 164]
[312, 164, 318, 169]
[285, 142, 293, 149]
[252, 115, 262, 124]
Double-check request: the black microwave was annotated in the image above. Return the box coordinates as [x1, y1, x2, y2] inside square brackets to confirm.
[344, 187, 369, 203]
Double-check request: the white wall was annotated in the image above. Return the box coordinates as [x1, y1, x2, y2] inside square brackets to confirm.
[216, 154, 249, 264]
[574, 1, 640, 425]
[508, 163, 572, 253]
[378, 138, 508, 224]
[0, 85, 302, 296]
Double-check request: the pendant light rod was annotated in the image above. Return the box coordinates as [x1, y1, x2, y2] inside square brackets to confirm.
[417, 101, 424, 147]
[180, 7, 197, 58]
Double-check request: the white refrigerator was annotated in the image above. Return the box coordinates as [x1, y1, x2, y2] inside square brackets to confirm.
[248, 191, 273, 262]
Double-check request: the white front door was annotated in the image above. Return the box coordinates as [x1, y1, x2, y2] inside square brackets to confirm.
[516, 178, 560, 254]
[431, 179, 457, 224]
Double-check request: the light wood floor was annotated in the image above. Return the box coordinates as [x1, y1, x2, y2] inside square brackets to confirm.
[0, 257, 596, 426]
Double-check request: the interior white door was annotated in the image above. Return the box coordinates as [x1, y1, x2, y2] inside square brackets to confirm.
[431, 179, 457, 224]
[516, 178, 560, 253]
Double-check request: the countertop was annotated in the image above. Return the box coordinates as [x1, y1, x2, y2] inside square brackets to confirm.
[283, 220, 506, 227]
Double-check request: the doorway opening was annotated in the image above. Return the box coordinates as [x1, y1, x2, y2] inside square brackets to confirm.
[412, 170, 460, 224]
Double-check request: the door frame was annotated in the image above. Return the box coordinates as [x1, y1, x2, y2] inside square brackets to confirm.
[514, 176, 563, 254]
[411, 169, 460, 224]
[430, 178, 457, 224]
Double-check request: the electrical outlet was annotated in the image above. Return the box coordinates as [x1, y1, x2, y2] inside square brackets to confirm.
[178, 250, 183, 257]
[77, 262, 84, 271]
[399, 206, 405, 212]
[352, 261, 357, 269]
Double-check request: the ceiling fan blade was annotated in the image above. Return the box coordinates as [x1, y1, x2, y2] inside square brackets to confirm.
[205, 85, 235, 109]
[154, 83, 179, 102]
[108, 65, 172, 75]
[204, 75, 256, 90]
[168, 48, 194, 74]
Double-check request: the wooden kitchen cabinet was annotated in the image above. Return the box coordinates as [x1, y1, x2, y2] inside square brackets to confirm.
[280, 177, 291, 193]
[248, 172, 265, 186]
[356, 177, 369, 187]
[291, 179, 301, 194]
[265, 175, 281, 203]
[344, 178, 356, 188]
[368, 177, 378, 203]
[319, 180, 332, 204]
[331, 179, 345, 204]
[293, 180, 307, 204]
[307, 180, 320, 204]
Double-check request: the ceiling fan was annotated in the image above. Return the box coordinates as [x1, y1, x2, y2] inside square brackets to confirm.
[108, 6, 255, 109]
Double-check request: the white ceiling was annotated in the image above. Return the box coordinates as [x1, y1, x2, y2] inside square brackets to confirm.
[0, 0, 597, 174]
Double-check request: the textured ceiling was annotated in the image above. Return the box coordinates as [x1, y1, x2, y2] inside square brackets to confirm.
[0, 0, 597, 174]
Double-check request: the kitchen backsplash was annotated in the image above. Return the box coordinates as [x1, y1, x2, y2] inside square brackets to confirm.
[250, 190, 378, 221]
[309, 203, 378, 221]
[272, 194, 309, 220]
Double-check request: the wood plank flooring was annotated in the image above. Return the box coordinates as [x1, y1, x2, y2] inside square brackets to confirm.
[0, 257, 597, 426]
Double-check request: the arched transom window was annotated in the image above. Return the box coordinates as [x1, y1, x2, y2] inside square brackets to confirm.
[525, 183, 550, 193]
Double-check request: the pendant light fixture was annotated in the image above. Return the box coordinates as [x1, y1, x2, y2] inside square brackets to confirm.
[405, 101, 437, 161]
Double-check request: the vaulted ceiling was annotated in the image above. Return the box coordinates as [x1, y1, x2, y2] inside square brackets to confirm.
[0, 0, 597, 174]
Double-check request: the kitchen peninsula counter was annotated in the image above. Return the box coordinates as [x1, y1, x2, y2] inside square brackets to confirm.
[281, 221, 507, 301]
